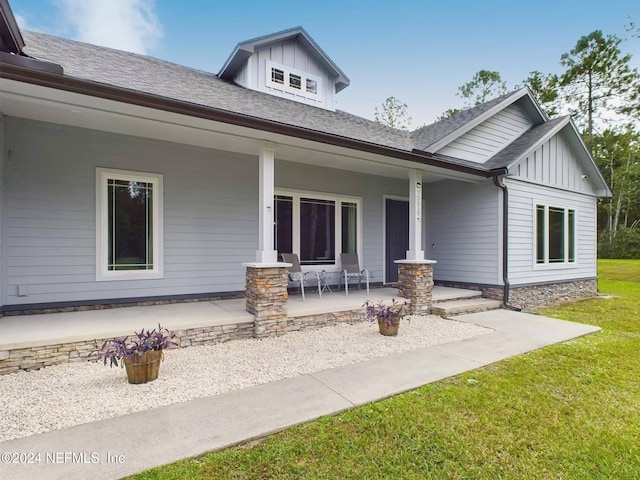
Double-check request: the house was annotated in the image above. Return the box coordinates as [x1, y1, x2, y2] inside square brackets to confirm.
[0, 1, 610, 321]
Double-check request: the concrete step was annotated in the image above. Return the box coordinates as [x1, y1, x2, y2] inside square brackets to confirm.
[431, 298, 502, 317]
[432, 286, 483, 303]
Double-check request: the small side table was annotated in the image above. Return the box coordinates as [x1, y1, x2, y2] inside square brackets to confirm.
[319, 270, 333, 294]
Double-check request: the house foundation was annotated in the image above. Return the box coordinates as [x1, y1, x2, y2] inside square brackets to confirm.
[396, 260, 435, 315]
[507, 279, 598, 309]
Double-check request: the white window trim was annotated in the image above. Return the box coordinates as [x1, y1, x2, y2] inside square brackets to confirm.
[275, 188, 362, 272]
[266, 60, 323, 102]
[533, 202, 577, 269]
[96, 168, 164, 281]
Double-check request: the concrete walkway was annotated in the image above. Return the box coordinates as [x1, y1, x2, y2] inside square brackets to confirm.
[0, 309, 600, 480]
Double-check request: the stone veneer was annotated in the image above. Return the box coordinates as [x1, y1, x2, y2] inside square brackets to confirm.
[245, 265, 290, 338]
[437, 279, 598, 309]
[507, 279, 598, 309]
[396, 261, 435, 315]
[0, 308, 370, 374]
[0, 321, 256, 375]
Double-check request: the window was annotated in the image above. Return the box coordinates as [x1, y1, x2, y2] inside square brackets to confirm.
[96, 168, 163, 280]
[535, 204, 575, 265]
[305, 78, 317, 94]
[274, 191, 361, 267]
[265, 60, 322, 102]
[289, 73, 302, 90]
[271, 67, 284, 84]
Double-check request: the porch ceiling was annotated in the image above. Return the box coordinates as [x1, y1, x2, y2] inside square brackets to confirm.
[0, 78, 484, 184]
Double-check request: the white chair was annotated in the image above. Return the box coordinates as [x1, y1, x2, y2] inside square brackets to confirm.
[280, 253, 322, 301]
[338, 253, 370, 296]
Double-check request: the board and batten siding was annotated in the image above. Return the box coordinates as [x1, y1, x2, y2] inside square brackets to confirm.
[437, 103, 533, 163]
[512, 129, 598, 196]
[3, 118, 404, 307]
[249, 37, 335, 109]
[275, 159, 408, 285]
[506, 178, 597, 285]
[424, 179, 501, 285]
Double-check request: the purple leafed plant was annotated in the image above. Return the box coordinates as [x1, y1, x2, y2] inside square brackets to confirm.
[363, 298, 409, 327]
[92, 323, 178, 368]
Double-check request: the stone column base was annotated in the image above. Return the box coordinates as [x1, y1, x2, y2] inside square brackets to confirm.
[396, 260, 436, 315]
[244, 263, 290, 338]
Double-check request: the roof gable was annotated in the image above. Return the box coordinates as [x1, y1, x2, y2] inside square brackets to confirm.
[491, 116, 611, 197]
[219, 27, 349, 93]
[412, 88, 546, 154]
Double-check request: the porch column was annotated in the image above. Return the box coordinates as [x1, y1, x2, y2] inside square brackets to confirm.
[256, 141, 278, 263]
[396, 169, 435, 315]
[406, 169, 424, 261]
[395, 259, 436, 315]
[243, 141, 291, 337]
[244, 265, 289, 338]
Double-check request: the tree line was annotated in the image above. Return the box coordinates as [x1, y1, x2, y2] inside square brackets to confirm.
[375, 25, 640, 258]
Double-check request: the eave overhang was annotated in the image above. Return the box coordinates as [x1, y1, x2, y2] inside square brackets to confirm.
[0, 60, 493, 179]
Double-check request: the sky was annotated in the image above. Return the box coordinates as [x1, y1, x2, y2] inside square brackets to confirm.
[9, 0, 640, 128]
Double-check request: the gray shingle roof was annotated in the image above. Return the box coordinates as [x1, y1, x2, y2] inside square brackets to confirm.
[22, 31, 413, 151]
[19, 31, 541, 173]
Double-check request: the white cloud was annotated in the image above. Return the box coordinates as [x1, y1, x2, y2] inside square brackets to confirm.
[56, 0, 163, 55]
[14, 13, 27, 30]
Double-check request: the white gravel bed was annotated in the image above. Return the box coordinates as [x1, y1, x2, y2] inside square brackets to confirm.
[0, 315, 491, 443]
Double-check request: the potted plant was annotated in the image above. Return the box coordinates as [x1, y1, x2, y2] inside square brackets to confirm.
[92, 324, 177, 384]
[363, 298, 409, 336]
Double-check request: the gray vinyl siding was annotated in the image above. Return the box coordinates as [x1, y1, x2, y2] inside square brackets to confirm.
[252, 37, 335, 109]
[438, 104, 533, 163]
[506, 178, 597, 285]
[3, 118, 405, 306]
[0, 117, 5, 307]
[424, 180, 501, 285]
[276, 160, 407, 285]
[4, 117, 259, 306]
[512, 130, 598, 195]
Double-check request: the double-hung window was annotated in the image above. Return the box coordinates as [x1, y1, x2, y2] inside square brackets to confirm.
[96, 168, 163, 280]
[535, 204, 576, 265]
[274, 191, 361, 268]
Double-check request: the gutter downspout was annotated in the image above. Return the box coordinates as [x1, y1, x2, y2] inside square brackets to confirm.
[492, 175, 521, 311]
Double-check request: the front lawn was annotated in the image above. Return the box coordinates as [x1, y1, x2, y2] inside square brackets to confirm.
[131, 259, 640, 479]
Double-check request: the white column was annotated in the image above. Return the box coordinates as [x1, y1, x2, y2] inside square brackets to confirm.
[406, 169, 425, 261]
[256, 141, 278, 263]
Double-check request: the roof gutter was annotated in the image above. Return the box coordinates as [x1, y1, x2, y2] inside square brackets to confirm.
[0, 60, 492, 178]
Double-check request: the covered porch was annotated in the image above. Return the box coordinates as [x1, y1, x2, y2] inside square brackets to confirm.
[0, 286, 481, 374]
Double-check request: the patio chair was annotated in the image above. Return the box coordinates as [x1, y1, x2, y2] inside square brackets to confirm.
[280, 253, 322, 301]
[338, 253, 370, 296]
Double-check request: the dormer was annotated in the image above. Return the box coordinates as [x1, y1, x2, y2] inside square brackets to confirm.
[219, 27, 349, 111]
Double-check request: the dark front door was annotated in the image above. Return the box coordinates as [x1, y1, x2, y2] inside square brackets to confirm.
[385, 198, 409, 283]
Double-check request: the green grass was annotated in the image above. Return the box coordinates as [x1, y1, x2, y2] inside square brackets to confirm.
[131, 260, 640, 479]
